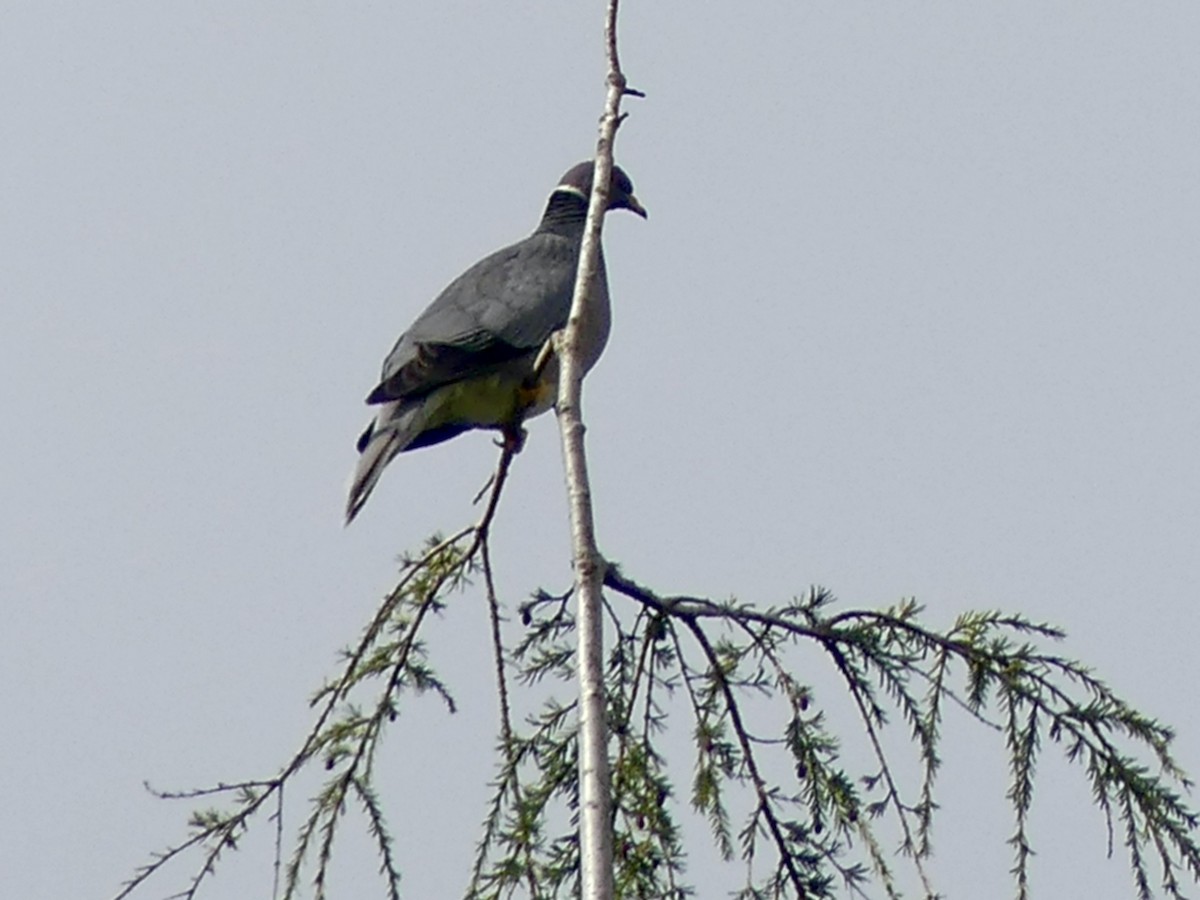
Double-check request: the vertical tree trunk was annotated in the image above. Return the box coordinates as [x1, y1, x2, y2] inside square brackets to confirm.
[555, 3, 632, 898]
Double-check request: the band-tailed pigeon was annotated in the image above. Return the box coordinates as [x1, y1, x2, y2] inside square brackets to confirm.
[346, 161, 645, 523]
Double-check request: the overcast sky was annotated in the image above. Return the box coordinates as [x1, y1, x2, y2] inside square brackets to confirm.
[3, 3, 1198, 899]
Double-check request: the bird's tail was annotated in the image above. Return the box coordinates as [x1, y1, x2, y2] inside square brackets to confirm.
[345, 401, 425, 524]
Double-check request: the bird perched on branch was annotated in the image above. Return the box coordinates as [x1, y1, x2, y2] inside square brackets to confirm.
[345, 160, 646, 523]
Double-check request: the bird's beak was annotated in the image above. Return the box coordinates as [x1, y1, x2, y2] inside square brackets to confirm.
[625, 194, 648, 219]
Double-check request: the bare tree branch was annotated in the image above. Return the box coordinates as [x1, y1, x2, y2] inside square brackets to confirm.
[555, 1, 637, 897]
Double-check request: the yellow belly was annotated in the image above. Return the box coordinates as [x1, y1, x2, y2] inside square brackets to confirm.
[427, 368, 557, 431]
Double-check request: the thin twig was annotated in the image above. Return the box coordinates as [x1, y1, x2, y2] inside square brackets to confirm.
[824, 643, 936, 897]
[681, 614, 814, 898]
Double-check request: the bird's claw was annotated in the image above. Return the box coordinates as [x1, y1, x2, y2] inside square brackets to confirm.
[496, 424, 528, 455]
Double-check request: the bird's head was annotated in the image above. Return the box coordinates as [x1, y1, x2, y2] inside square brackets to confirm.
[554, 161, 648, 219]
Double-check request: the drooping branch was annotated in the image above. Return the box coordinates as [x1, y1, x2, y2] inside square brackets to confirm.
[603, 564, 1200, 899]
[113, 446, 520, 900]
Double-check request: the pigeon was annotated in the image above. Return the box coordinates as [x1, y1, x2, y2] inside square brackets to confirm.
[346, 160, 646, 523]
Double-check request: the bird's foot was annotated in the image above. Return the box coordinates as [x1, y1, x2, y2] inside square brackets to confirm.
[497, 424, 528, 455]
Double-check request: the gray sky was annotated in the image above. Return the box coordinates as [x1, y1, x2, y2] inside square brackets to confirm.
[2, 3, 1198, 898]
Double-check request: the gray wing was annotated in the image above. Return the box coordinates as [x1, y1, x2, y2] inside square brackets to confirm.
[366, 233, 579, 405]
